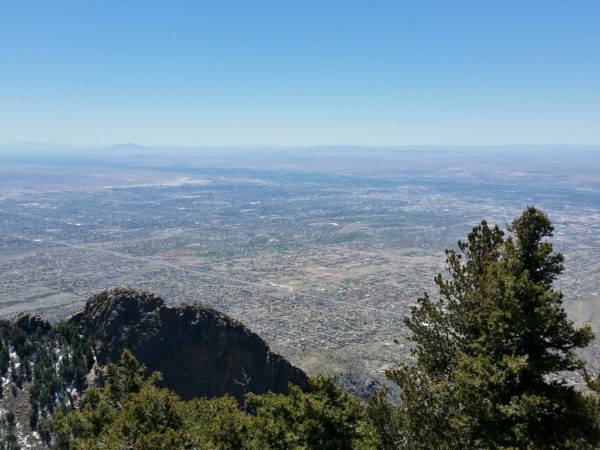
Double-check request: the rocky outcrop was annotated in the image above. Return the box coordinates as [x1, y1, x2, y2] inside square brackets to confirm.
[14, 313, 51, 335]
[69, 288, 309, 400]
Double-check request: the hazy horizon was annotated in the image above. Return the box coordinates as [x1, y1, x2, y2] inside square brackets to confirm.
[2, 142, 600, 149]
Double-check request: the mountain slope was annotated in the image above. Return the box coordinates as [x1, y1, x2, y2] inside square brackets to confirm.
[69, 288, 309, 400]
[0, 288, 309, 448]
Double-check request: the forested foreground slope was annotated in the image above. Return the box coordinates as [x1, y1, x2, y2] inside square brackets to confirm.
[0, 289, 311, 448]
[2, 207, 600, 449]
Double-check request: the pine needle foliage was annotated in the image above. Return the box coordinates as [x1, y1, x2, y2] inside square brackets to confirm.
[53, 350, 378, 449]
[385, 206, 600, 449]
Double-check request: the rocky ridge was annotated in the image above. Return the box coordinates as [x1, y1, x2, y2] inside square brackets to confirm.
[0, 288, 309, 448]
[69, 288, 309, 400]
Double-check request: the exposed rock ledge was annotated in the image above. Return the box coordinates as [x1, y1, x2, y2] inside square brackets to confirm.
[69, 288, 309, 400]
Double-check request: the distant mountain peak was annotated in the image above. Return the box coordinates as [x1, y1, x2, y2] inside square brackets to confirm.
[111, 142, 145, 149]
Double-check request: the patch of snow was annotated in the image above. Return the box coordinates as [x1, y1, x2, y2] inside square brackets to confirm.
[9, 350, 20, 370]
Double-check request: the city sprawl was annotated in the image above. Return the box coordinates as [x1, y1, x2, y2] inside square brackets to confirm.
[1, 146, 599, 396]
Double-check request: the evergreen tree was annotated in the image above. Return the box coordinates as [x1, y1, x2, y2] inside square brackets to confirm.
[247, 375, 377, 450]
[53, 350, 377, 449]
[386, 206, 600, 449]
[0, 412, 20, 450]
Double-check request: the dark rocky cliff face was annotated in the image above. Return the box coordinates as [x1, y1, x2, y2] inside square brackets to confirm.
[14, 313, 52, 335]
[69, 288, 309, 400]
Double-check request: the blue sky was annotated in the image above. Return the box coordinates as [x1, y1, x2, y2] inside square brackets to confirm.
[1, 1, 599, 145]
